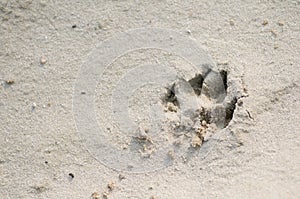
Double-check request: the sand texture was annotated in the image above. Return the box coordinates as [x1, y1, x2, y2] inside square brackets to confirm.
[0, 0, 300, 198]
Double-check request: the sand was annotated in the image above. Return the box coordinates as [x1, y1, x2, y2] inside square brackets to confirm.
[1, 0, 300, 198]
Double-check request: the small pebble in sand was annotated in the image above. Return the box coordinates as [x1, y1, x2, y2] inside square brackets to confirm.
[136, 127, 153, 144]
[91, 192, 100, 199]
[138, 129, 148, 140]
[191, 135, 202, 148]
[262, 20, 268, 26]
[32, 102, 37, 109]
[167, 150, 175, 159]
[102, 191, 109, 199]
[5, 80, 15, 85]
[139, 144, 155, 158]
[68, 173, 74, 179]
[201, 120, 207, 127]
[121, 144, 128, 150]
[40, 57, 47, 65]
[237, 99, 243, 106]
[166, 102, 178, 112]
[277, 21, 284, 26]
[229, 19, 234, 26]
[107, 182, 115, 191]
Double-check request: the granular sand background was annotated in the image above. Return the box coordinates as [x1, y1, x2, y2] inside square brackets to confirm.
[0, 0, 300, 198]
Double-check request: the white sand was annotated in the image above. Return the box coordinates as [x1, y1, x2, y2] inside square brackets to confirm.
[1, 0, 300, 198]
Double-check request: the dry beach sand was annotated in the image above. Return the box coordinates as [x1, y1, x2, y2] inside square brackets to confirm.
[1, 0, 300, 198]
